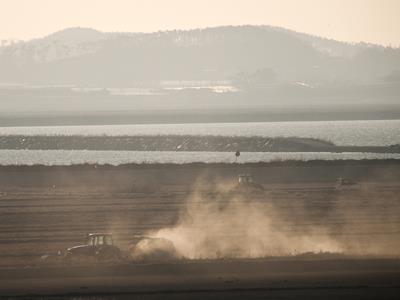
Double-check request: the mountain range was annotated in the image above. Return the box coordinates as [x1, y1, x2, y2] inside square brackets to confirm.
[1, 26, 399, 86]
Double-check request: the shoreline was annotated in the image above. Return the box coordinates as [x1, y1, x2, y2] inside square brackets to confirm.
[1, 158, 400, 169]
[1, 158, 399, 190]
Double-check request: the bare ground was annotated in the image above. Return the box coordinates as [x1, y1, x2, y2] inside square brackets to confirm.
[0, 160, 399, 299]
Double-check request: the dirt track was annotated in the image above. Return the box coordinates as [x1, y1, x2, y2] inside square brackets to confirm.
[1, 259, 400, 299]
[0, 161, 399, 298]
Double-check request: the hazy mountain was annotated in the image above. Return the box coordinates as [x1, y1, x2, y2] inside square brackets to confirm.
[0, 25, 399, 86]
[43, 27, 106, 44]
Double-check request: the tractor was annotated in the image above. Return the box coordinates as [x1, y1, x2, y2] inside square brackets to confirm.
[64, 233, 125, 264]
[335, 177, 358, 190]
[234, 174, 264, 192]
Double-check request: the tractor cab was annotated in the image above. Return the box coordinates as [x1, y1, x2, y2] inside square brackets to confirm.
[87, 233, 114, 247]
[234, 173, 264, 192]
[64, 233, 122, 262]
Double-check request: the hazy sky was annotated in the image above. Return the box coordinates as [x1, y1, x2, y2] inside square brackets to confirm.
[1, 0, 399, 46]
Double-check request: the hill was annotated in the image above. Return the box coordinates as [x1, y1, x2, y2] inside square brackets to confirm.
[1, 25, 399, 86]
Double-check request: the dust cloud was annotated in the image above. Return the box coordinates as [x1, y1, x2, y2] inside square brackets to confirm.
[128, 177, 400, 260]
[146, 186, 342, 259]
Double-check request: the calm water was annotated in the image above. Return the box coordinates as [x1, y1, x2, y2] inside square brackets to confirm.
[0, 120, 399, 165]
[0, 120, 399, 146]
[1, 150, 399, 166]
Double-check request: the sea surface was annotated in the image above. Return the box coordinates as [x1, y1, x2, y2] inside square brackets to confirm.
[0, 120, 399, 165]
[0, 120, 399, 146]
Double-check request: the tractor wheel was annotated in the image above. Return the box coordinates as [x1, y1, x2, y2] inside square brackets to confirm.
[96, 248, 122, 263]
[64, 253, 97, 265]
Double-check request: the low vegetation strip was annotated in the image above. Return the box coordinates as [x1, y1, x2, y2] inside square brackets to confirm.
[0, 135, 398, 153]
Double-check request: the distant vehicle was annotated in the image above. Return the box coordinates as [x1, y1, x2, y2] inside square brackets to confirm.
[235, 174, 264, 191]
[238, 173, 253, 184]
[335, 177, 357, 189]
